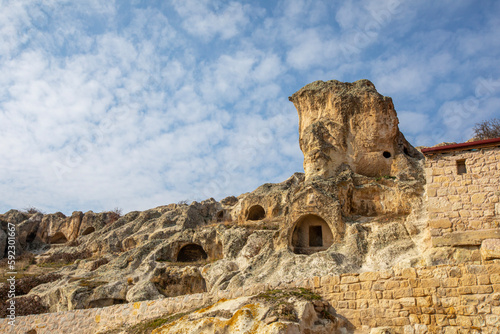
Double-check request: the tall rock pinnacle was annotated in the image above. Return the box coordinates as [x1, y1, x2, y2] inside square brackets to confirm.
[289, 79, 421, 181]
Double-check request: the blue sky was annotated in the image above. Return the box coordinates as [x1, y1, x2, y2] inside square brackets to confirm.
[1, 0, 499, 214]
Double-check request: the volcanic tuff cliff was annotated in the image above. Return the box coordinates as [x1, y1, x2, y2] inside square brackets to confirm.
[5, 79, 497, 333]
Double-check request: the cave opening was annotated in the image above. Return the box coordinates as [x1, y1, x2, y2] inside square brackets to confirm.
[291, 214, 334, 255]
[247, 205, 266, 221]
[177, 244, 208, 262]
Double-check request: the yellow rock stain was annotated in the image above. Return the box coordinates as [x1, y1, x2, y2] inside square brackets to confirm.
[153, 302, 271, 334]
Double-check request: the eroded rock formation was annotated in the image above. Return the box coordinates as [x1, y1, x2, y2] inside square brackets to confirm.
[0, 79, 433, 326]
[289, 79, 421, 181]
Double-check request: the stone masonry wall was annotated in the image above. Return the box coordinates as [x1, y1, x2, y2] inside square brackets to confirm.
[425, 146, 500, 239]
[314, 262, 500, 333]
[2, 262, 500, 333]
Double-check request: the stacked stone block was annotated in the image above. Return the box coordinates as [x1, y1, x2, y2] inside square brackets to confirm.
[425, 146, 500, 237]
[314, 263, 500, 333]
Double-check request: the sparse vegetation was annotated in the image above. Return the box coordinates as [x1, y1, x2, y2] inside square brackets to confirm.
[375, 175, 396, 181]
[107, 207, 123, 224]
[0, 252, 35, 271]
[0, 295, 48, 318]
[22, 206, 43, 214]
[256, 288, 322, 302]
[78, 278, 108, 289]
[473, 118, 500, 140]
[0, 273, 62, 315]
[101, 311, 192, 334]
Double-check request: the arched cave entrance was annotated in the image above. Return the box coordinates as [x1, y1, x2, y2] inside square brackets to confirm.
[82, 226, 95, 236]
[247, 205, 266, 221]
[50, 232, 68, 244]
[290, 214, 334, 255]
[177, 244, 208, 262]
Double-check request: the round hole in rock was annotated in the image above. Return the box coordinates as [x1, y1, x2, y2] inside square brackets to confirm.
[177, 244, 208, 262]
[383, 151, 392, 158]
[403, 147, 410, 156]
[49, 232, 68, 244]
[82, 226, 95, 236]
[247, 205, 265, 221]
[291, 214, 334, 255]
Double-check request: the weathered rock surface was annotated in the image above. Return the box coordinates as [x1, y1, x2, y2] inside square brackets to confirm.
[289, 79, 422, 181]
[0, 79, 432, 319]
[481, 238, 500, 261]
[151, 294, 342, 334]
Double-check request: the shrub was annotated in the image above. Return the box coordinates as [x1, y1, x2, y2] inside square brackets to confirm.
[0, 295, 48, 317]
[108, 207, 122, 224]
[0, 273, 62, 306]
[473, 118, 500, 140]
[22, 207, 43, 214]
[0, 252, 35, 269]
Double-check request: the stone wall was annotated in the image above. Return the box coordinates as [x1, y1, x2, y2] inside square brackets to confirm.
[313, 262, 500, 333]
[3, 262, 500, 333]
[425, 146, 500, 245]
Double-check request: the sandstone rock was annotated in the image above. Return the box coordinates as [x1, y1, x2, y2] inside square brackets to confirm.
[2, 78, 429, 317]
[432, 229, 500, 247]
[37, 212, 83, 244]
[289, 79, 422, 181]
[481, 238, 500, 261]
[125, 280, 162, 302]
[16, 213, 43, 249]
[151, 293, 341, 334]
[150, 266, 207, 298]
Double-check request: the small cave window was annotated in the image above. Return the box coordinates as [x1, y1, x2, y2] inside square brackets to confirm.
[403, 147, 410, 156]
[383, 151, 392, 159]
[50, 232, 68, 244]
[177, 244, 208, 262]
[247, 205, 266, 221]
[216, 210, 224, 222]
[26, 231, 37, 243]
[82, 226, 95, 236]
[457, 159, 467, 175]
[309, 226, 323, 247]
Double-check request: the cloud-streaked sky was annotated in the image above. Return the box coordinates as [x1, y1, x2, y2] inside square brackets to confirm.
[1, 0, 500, 214]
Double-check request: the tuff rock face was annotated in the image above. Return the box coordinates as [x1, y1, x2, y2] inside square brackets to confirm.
[289, 79, 421, 181]
[0, 79, 436, 327]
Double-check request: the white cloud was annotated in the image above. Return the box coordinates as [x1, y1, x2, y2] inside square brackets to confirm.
[171, 0, 252, 40]
[1, 0, 500, 214]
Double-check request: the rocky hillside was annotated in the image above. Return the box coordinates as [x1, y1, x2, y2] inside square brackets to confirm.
[1, 79, 433, 321]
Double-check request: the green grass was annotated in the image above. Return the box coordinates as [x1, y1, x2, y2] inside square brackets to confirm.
[123, 311, 190, 334]
[375, 175, 396, 181]
[256, 288, 322, 302]
[78, 279, 108, 289]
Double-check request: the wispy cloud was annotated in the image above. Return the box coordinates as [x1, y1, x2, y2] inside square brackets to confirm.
[0, 0, 499, 214]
